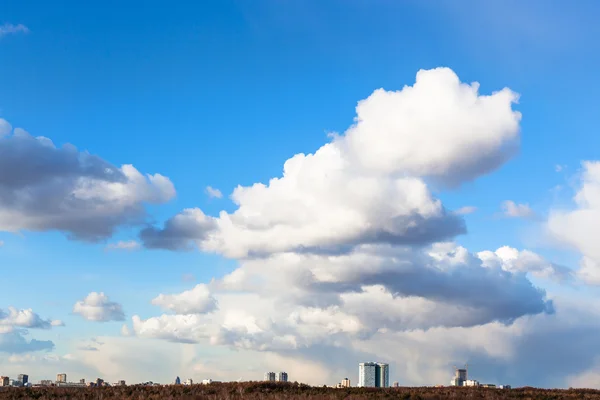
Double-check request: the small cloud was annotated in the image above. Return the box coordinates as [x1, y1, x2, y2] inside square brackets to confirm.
[501, 200, 535, 218]
[121, 324, 132, 337]
[0, 240, 4, 247]
[0, 23, 29, 39]
[105, 240, 140, 251]
[182, 273, 195, 282]
[205, 186, 223, 199]
[555, 164, 566, 172]
[455, 206, 477, 215]
[73, 292, 125, 322]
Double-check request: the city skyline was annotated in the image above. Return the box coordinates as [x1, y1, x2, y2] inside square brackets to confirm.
[1, 0, 600, 389]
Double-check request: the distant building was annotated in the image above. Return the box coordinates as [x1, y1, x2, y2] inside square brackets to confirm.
[10, 379, 22, 387]
[358, 362, 389, 388]
[377, 363, 389, 388]
[450, 366, 468, 387]
[184, 378, 193, 385]
[57, 373, 67, 383]
[0, 377, 9, 387]
[498, 385, 511, 389]
[276, 372, 288, 382]
[202, 379, 213, 385]
[174, 376, 181, 385]
[481, 384, 496, 388]
[359, 363, 376, 387]
[465, 379, 479, 387]
[263, 372, 276, 382]
[18, 374, 28, 385]
[80, 379, 86, 384]
[115, 380, 126, 386]
[341, 378, 351, 388]
[392, 381, 399, 388]
[39, 380, 52, 386]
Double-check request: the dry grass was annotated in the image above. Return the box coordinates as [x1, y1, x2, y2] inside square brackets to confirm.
[0, 382, 598, 400]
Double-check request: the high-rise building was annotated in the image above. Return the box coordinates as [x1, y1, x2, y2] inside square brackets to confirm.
[276, 372, 288, 382]
[57, 374, 67, 383]
[341, 378, 351, 388]
[359, 363, 376, 387]
[174, 376, 181, 385]
[377, 363, 389, 388]
[450, 366, 468, 387]
[263, 372, 275, 382]
[359, 362, 389, 388]
[0, 377, 9, 387]
[18, 374, 28, 385]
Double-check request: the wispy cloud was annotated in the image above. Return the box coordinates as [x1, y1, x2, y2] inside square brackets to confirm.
[105, 240, 140, 251]
[206, 186, 223, 199]
[455, 206, 477, 215]
[0, 23, 29, 39]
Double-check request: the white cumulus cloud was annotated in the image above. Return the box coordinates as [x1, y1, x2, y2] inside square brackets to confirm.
[73, 292, 125, 322]
[0, 121, 175, 241]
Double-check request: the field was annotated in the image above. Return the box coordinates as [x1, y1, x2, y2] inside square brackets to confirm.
[1, 382, 599, 400]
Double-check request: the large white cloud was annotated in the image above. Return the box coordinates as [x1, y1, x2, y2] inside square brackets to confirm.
[73, 292, 125, 322]
[548, 161, 600, 284]
[142, 68, 521, 257]
[0, 120, 175, 241]
[125, 67, 584, 387]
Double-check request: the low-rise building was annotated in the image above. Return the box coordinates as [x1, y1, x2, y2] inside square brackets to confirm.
[184, 379, 193, 385]
[0, 377, 9, 387]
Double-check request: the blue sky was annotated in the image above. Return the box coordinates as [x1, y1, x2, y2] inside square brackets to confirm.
[1, 0, 600, 388]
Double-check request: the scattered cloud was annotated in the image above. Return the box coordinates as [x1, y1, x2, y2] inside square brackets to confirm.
[105, 240, 141, 251]
[73, 292, 125, 322]
[0, 119, 175, 241]
[206, 186, 223, 199]
[502, 200, 535, 218]
[0, 23, 29, 39]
